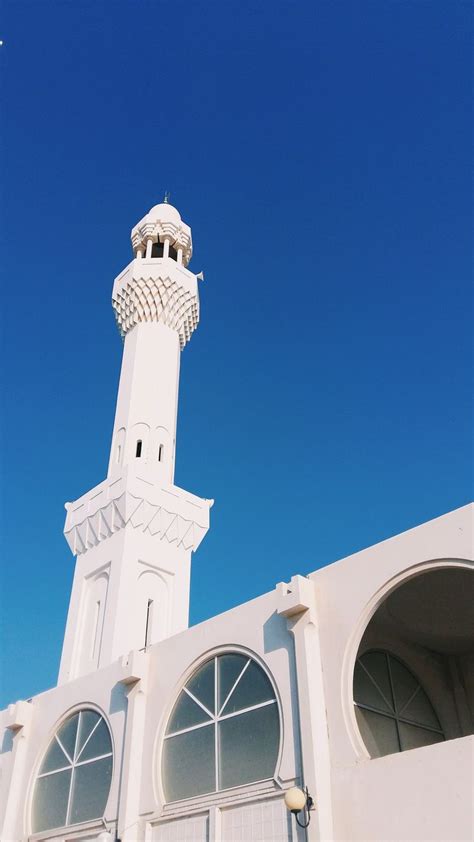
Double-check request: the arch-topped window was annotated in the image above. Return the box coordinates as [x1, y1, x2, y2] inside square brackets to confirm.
[32, 709, 113, 832]
[352, 566, 474, 758]
[162, 654, 280, 802]
[354, 650, 444, 758]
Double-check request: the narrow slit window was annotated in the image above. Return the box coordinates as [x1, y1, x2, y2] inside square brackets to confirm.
[158, 444, 164, 462]
[91, 601, 101, 659]
[116, 444, 122, 464]
[136, 440, 142, 458]
[145, 599, 153, 648]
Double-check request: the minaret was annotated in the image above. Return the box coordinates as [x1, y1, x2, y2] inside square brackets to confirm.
[58, 201, 211, 684]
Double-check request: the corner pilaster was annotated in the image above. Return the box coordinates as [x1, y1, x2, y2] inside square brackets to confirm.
[1, 701, 34, 840]
[277, 576, 334, 841]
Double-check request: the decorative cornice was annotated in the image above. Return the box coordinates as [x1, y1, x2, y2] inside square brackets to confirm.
[64, 469, 212, 556]
[112, 260, 199, 348]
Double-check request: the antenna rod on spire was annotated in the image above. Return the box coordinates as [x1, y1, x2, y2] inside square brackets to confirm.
[163, 191, 170, 204]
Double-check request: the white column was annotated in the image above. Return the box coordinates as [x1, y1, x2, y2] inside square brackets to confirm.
[137, 248, 143, 259]
[277, 577, 334, 842]
[163, 238, 170, 259]
[177, 247, 183, 265]
[117, 653, 149, 842]
[108, 321, 181, 481]
[146, 237, 153, 258]
[1, 703, 33, 841]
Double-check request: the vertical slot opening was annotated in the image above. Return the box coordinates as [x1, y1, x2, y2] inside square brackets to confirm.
[91, 600, 101, 660]
[117, 444, 122, 464]
[136, 440, 142, 458]
[145, 599, 154, 648]
[158, 444, 164, 462]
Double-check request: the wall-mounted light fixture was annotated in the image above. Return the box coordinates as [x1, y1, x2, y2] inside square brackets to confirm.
[284, 786, 314, 828]
[97, 818, 114, 842]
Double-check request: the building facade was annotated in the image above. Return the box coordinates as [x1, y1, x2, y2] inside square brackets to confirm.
[1, 202, 472, 842]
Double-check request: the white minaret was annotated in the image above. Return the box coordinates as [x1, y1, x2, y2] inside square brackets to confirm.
[59, 200, 212, 684]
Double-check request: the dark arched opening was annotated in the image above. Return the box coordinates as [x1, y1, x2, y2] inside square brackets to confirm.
[354, 566, 474, 757]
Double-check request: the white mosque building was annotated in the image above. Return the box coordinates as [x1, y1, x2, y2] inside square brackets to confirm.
[0, 201, 472, 842]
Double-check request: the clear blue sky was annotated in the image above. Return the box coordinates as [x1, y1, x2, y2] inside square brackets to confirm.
[1, 0, 472, 707]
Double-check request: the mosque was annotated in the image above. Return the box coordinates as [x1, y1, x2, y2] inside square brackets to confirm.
[0, 201, 472, 842]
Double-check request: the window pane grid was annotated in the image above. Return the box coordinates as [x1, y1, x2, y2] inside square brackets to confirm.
[64, 710, 82, 825]
[33, 710, 113, 833]
[354, 651, 444, 758]
[37, 764, 72, 779]
[55, 734, 73, 765]
[219, 698, 277, 721]
[163, 655, 279, 802]
[219, 658, 250, 716]
[182, 686, 214, 718]
[355, 701, 445, 734]
[65, 766, 76, 827]
[75, 750, 113, 767]
[164, 719, 215, 739]
[359, 657, 395, 713]
[386, 653, 402, 752]
[37, 749, 114, 779]
[397, 683, 421, 717]
[75, 714, 101, 762]
[165, 697, 277, 739]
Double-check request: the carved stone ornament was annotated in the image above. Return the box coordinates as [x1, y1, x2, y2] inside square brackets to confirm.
[64, 468, 211, 556]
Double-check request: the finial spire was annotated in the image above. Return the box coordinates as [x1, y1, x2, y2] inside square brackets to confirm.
[163, 191, 170, 204]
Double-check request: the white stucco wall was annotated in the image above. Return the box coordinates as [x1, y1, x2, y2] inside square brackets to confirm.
[333, 736, 473, 842]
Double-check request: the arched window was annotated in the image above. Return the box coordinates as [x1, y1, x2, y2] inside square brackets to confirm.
[32, 709, 113, 832]
[354, 650, 444, 758]
[162, 654, 280, 802]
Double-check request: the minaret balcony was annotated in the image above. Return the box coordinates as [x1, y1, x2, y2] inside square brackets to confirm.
[112, 257, 199, 348]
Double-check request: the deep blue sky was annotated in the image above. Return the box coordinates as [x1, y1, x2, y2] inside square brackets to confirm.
[1, 1, 471, 707]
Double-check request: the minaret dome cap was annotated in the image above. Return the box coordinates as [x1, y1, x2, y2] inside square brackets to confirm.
[146, 201, 182, 225]
[131, 200, 193, 266]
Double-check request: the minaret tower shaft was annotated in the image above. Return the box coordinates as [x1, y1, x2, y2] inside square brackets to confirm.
[59, 202, 211, 684]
